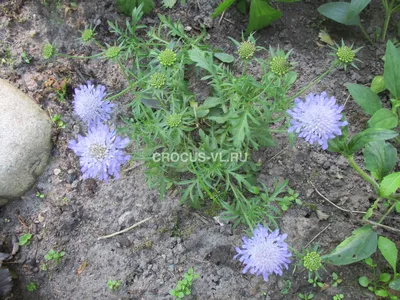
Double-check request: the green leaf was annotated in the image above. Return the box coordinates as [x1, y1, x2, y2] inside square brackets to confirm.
[246, 0, 282, 35]
[379, 273, 392, 283]
[378, 236, 398, 274]
[359, 276, 370, 287]
[188, 48, 215, 74]
[384, 40, 400, 99]
[347, 128, 398, 154]
[211, 0, 236, 17]
[214, 52, 235, 63]
[380, 172, 400, 197]
[346, 83, 382, 115]
[236, 0, 247, 14]
[389, 278, 400, 291]
[116, 0, 154, 15]
[364, 141, 398, 182]
[367, 108, 398, 129]
[371, 75, 386, 94]
[347, 0, 371, 20]
[375, 289, 389, 297]
[321, 225, 377, 265]
[230, 112, 250, 148]
[163, 0, 177, 8]
[318, 2, 360, 26]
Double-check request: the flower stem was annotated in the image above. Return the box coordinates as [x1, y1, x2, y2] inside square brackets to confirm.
[378, 201, 396, 224]
[346, 155, 379, 192]
[290, 64, 336, 101]
[56, 53, 103, 59]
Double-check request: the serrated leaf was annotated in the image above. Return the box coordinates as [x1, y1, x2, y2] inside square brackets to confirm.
[384, 40, 400, 99]
[246, 0, 282, 35]
[367, 108, 398, 129]
[116, 0, 154, 15]
[347, 128, 398, 154]
[346, 83, 382, 115]
[380, 172, 400, 197]
[163, 0, 177, 8]
[318, 2, 360, 26]
[188, 48, 215, 74]
[214, 52, 234, 63]
[321, 225, 377, 265]
[230, 112, 250, 148]
[211, 0, 236, 18]
[364, 141, 398, 182]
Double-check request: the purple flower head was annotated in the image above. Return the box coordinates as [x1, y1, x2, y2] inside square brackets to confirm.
[234, 224, 291, 282]
[287, 92, 348, 150]
[68, 122, 130, 182]
[73, 81, 115, 126]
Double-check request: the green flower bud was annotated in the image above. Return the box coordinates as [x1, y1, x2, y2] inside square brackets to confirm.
[158, 49, 177, 67]
[238, 41, 255, 60]
[270, 56, 289, 76]
[336, 46, 355, 64]
[303, 251, 322, 272]
[150, 73, 166, 89]
[42, 43, 55, 60]
[105, 46, 120, 59]
[81, 29, 94, 43]
[166, 114, 182, 128]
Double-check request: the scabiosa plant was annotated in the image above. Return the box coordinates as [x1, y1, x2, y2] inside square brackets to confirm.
[42, 43, 55, 60]
[330, 40, 362, 71]
[105, 45, 121, 59]
[287, 92, 348, 150]
[150, 73, 166, 89]
[269, 46, 293, 76]
[81, 26, 96, 43]
[296, 244, 325, 279]
[234, 224, 292, 281]
[166, 114, 182, 128]
[238, 41, 256, 60]
[68, 122, 130, 182]
[158, 49, 177, 67]
[72, 81, 114, 126]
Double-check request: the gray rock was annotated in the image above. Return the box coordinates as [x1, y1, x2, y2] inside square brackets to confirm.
[0, 79, 52, 206]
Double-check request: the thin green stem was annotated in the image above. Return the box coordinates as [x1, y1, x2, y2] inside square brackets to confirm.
[378, 201, 397, 224]
[290, 64, 337, 101]
[55, 53, 103, 59]
[346, 155, 379, 192]
[382, 12, 391, 41]
[105, 85, 133, 102]
[359, 24, 374, 45]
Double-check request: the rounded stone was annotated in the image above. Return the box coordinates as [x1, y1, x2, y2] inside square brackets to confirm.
[0, 79, 52, 206]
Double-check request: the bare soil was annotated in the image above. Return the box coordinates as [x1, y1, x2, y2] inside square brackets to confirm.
[0, 0, 399, 299]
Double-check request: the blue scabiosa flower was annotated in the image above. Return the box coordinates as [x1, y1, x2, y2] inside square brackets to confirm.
[287, 92, 348, 150]
[68, 122, 130, 182]
[234, 224, 291, 282]
[73, 81, 114, 126]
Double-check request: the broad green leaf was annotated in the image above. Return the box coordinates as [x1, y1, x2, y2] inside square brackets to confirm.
[246, 0, 282, 35]
[379, 273, 392, 283]
[384, 40, 400, 99]
[202, 97, 225, 109]
[371, 75, 386, 94]
[346, 83, 382, 115]
[163, 0, 177, 8]
[389, 278, 400, 291]
[367, 108, 398, 129]
[347, 128, 398, 154]
[188, 48, 215, 74]
[237, 0, 247, 14]
[321, 225, 377, 265]
[364, 141, 398, 181]
[347, 0, 371, 20]
[375, 290, 389, 297]
[211, 0, 236, 17]
[359, 276, 370, 287]
[318, 2, 360, 26]
[380, 172, 400, 197]
[116, 0, 154, 14]
[214, 52, 235, 63]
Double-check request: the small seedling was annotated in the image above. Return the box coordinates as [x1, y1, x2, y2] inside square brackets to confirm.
[36, 192, 45, 199]
[331, 272, 343, 287]
[107, 279, 121, 291]
[51, 114, 66, 129]
[40, 263, 47, 271]
[280, 280, 292, 295]
[298, 293, 314, 300]
[26, 282, 38, 292]
[21, 51, 32, 64]
[44, 249, 65, 264]
[169, 267, 199, 299]
[308, 275, 324, 288]
[333, 294, 344, 300]
[19, 233, 33, 246]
